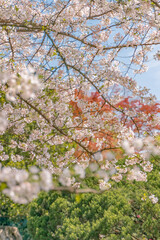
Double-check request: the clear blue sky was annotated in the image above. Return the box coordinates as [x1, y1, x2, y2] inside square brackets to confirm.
[135, 50, 160, 101]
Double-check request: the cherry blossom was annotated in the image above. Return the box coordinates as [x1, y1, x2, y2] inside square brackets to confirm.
[149, 194, 158, 204]
[0, 0, 159, 202]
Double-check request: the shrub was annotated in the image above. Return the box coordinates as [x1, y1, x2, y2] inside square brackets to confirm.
[0, 194, 32, 240]
[27, 163, 160, 240]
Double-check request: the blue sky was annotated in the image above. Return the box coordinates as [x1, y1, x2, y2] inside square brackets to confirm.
[135, 50, 160, 101]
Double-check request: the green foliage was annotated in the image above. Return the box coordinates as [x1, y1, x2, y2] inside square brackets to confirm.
[0, 194, 32, 239]
[27, 158, 160, 240]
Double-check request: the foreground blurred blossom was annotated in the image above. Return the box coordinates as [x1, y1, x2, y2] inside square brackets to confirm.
[122, 140, 135, 155]
[133, 138, 143, 150]
[59, 168, 72, 187]
[3, 182, 40, 204]
[2, 67, 42, 101]
[122, 137, 160, 160]
[15, 170, 29, 183]
[0, 165, 53, 204]
[40, 169, 53, 191]
[74, 164, 85, 178]
[89, 163, 99, 172]
[105, 152, 115, 161]
[93, 152, 103, 161]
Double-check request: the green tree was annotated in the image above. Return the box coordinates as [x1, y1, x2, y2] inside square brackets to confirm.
[27, 157, 160, 240]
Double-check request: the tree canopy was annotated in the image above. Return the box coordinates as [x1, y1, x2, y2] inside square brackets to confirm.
[0, 0, 160, 203]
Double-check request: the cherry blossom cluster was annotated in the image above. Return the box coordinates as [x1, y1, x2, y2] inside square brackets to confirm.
[1, 67, 42, 101]
[122, 136, 160, 158]
[0, 164, 52, 204]
[0, 0, 159, 202]
[0, 111, 8, 132]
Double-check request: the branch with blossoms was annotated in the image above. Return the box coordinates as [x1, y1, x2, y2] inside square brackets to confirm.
[0, 0, 160, 203]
